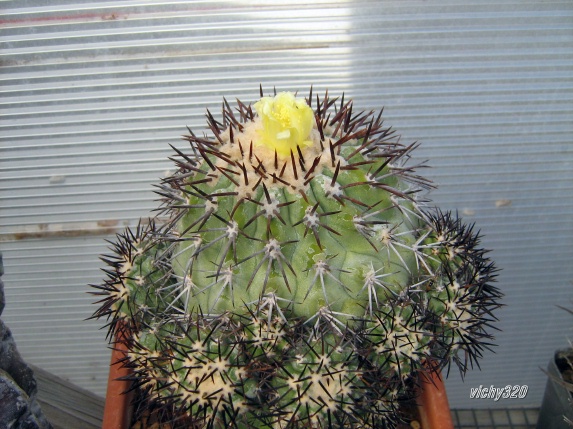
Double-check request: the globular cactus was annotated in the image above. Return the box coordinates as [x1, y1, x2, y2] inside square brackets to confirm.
[92, 88, 501, 428]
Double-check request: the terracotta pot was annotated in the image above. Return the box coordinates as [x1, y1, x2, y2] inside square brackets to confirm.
[102, 331, 133, 429]
[102, 348, 454, 429]
[415, 368, 455, 429]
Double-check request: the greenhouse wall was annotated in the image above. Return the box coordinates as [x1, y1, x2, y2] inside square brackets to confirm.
[1, 0, 572, 409]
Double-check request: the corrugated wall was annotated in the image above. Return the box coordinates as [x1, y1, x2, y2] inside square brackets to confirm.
[1, 0, 572, 409]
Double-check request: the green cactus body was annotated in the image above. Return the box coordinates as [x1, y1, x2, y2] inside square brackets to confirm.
[92, 89, 501, 428]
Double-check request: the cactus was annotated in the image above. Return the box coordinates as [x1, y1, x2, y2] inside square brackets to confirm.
[91, 88, 501, 428]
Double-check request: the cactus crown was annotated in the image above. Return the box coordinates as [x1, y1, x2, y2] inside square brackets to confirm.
[92, 88, 501, 429]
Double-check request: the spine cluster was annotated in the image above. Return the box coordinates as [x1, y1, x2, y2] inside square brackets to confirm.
[92, 88, 501, 428]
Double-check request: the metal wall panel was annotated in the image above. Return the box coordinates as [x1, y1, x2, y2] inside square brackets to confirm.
[1, 0, 572, 408]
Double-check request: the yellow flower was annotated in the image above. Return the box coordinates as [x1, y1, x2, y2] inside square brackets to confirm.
[254, 92, 315, 157]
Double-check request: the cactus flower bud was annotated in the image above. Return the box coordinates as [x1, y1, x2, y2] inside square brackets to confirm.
[254, 91, 315, 156]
